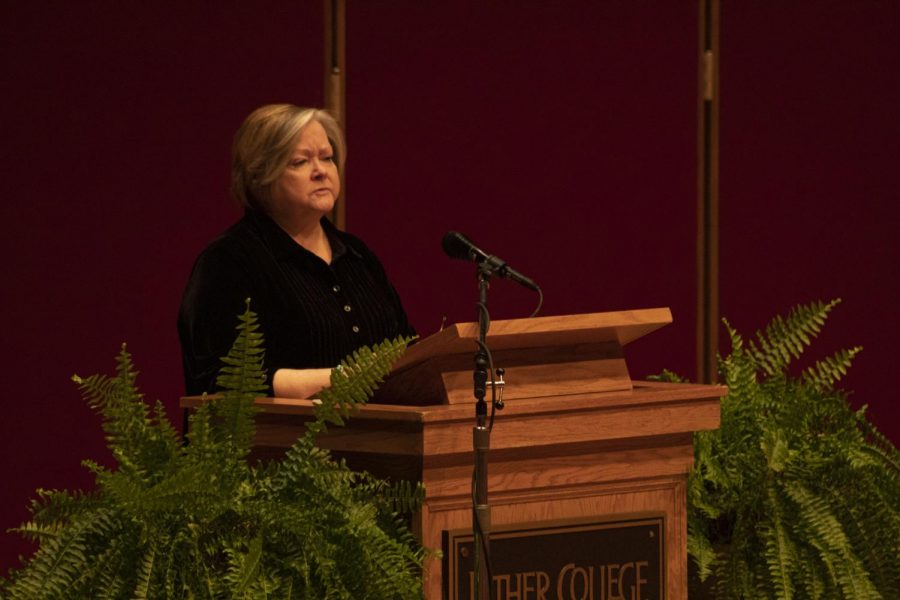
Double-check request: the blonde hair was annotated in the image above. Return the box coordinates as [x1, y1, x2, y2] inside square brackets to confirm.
[231, 104, 346, 210]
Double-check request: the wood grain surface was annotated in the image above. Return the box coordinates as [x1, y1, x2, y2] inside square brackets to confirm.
[182, 378, 724, 599]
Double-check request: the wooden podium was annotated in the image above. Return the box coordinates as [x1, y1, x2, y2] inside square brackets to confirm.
[183, 308, 724, 599]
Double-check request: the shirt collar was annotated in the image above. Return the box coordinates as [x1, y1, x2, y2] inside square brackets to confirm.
[245, 210, 360, 262]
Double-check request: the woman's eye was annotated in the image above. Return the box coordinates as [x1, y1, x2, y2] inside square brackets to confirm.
[291, 159, 308, 167]
[323, 155, 335, 162]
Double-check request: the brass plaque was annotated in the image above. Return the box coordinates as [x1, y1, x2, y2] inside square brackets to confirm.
[444, 516, 664, 600]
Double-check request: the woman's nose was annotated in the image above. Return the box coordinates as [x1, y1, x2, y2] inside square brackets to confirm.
[310, 159, 326, 178]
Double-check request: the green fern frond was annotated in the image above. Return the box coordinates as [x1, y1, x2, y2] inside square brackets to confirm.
[184, 398, 214, 449]
[761, 428, 791, 473]
[19, 489, 101, 538]
[6, 509, 119, 600]
[71, 371, 147, 463]
[308, 335, 414, 439]
[211, 299, 267, 457]
[825, 479, 900, 598]
[72, 345, 182, 485]
[4, 305, 426, 599]
[132, 538, 161, 600]
[747, 299, 840, 376]
[215, 301, 268, 396]
[786, 468, 880, 598]
[151, 399, 180, 452]
[687, 516, 716, 582]
[646, 368, 690, 383]
[762, 481, 797, 599]
[802, 346, 862, 391]
[13, 520, 61, 546]
[689, 300, 900, 599]
[105, 465, 221, 515]
[73, 527, 136, 599]
[713, 515, 758, 598]
[855, 416, 900, 479]
[382, 479, 426, 516]
[224, 534, 264, 596]
[720, 319, 759, 404]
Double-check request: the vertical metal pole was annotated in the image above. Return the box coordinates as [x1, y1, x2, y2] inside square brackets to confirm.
[323, 0, 347, 230]
[697, 0, 720, 383]
[472, 266, 492, 600]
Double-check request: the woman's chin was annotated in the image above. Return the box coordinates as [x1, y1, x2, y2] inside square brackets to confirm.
[312, 197, 336, 214]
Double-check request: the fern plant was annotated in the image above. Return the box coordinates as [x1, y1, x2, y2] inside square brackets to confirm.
[681, 299, 900, 599]
[1, 301, 426, 599]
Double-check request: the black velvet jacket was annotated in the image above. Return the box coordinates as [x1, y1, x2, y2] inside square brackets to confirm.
[177, 210, 415, 395]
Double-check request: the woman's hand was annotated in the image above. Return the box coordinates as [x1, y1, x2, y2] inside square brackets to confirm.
[272, 367, 334, 399]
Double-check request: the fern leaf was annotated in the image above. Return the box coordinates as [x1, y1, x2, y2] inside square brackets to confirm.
[72, 345, 182, 485]
[226, 534, 264, 597]
[7, 509, 118, 599]
[693, 300, 900, 599]
[748, 299, 840, 375]
[856, 416, 900, 477]
[785, 481, 880, 598]
[5, 313, 427, 599]
[647, 368, 690, 383]
[19, 488, 100, 538]
[720, 319, 759, 404]
[106, 464, 219, 514]
[826, 479, 900, 598]
[184, 398, 222, 469]
[215, 299, 268, 397]
[802, 346, 862, 391]
[151, 399, 181, 450]
[763, 481, 796, 599]
[761, 428, 791, 473]
[133, 540, 160, 599]
[383, 479, 426, 515]
[307, 335, 413, 440]
[686, 516, 716, 582]
[77, 529, 135, 599]
[212, 300, 267, 458]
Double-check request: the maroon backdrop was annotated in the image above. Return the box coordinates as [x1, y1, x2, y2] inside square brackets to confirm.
[2, 0, 897, 578]
[344, 1, 698, 381]
[1, 0, 323, 573]
[719, 3, 900, 441]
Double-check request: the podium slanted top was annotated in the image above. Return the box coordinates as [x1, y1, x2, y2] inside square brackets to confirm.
[378, 307, 673, 406]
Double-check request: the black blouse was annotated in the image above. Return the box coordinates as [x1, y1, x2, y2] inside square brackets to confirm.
[177, 210, 415, 395]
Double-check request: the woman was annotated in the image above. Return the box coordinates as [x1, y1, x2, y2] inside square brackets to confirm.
[178, 104, 414, 398]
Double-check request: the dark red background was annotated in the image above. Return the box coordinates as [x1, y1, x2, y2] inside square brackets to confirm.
[718, 3, 900, 436]
[344, 1, 698, 376]
[2, 1, 897, 574]
[1, 0, 325, 572]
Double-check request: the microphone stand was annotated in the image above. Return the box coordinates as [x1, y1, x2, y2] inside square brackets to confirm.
[472, 262, 493, 600]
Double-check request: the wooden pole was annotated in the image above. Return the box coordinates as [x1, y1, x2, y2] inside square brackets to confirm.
[696, 0, 720, 384]
[324, 0, 347, 230]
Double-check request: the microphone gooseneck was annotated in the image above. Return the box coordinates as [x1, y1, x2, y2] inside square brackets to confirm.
[441, 231, 540, 292]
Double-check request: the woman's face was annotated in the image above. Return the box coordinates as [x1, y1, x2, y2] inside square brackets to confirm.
[267, 120, 341, 222]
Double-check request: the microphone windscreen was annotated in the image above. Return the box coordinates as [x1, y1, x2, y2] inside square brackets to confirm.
[441, 231, 473, 260]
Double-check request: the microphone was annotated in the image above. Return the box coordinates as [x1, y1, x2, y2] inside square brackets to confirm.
[442, 231, 540, 292]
